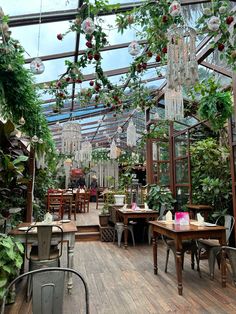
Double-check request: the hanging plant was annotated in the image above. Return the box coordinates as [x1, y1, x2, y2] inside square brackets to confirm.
[192, 77, 233, 131]
[91, 148, 110, 162]
[197, 0, 236, 70]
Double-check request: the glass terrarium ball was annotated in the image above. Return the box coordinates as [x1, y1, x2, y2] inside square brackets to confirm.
[128, 41, 141, 56]
[81, 17, 95, 35]
[30, 58, 45, 74]
[32, 135, 39, 143]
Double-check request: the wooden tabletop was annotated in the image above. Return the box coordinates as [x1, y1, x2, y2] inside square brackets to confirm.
[10, 221, 77, 235]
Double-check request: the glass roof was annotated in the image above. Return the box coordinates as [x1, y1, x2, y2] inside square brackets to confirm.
[3, 0, 234, 149]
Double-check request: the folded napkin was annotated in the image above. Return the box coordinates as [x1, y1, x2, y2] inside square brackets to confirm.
[197, 213, 205, 226]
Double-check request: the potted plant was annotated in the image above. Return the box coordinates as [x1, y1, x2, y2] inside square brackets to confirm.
[99, 204, 110, 227]
[0, 234, 24, 303]
[146, 184, 176, 212]
[113, 190, 126, 206]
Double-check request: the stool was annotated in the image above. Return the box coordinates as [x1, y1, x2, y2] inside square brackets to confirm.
[113, 222, 135, 247]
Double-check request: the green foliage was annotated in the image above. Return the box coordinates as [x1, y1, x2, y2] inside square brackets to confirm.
[197, 0, 236, 71]
[0, 36, 54, 154]
[190, 77, 233, 131]
[0, 235, 24, 300]
[92, 148, 110, 162]
[146, 184, 176, 211]
[190, 138, 232, 216]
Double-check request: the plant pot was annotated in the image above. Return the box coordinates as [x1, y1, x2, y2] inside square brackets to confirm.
[114, 194, 125, 206]
[99, 214, 110, 227]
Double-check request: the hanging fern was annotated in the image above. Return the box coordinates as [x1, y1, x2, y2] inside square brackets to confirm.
[198, 90, 232, 131]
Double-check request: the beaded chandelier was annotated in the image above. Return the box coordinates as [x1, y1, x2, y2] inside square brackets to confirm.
[165, 25, 198, 120]
[61, 121, 81, 154]
[127, 119, 137, 147]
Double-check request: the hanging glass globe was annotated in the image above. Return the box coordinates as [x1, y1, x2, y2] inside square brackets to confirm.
[18, 116, 25, 125]
[117, 137, 121, 143]
[128, 41, 141, 56]
[81, 17, 95, 35]
[117, 126, 122, 133]
[38, 138, 43, 144]
[96, 142, 99, 147]
[30, 57, 45, 74]
[154, 112, 160, 120]
[32, 135, 39, 143]
[169, 1, 182, 17]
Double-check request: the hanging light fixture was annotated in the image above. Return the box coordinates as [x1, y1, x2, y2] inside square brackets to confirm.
[128, 41, 141, 56]
[18, 116, 25, 125]
[30, 0, 45, 75]
[32, 135, 39, 143]
[165, 24, 198, 120]
[110, 139, 117, 159]
[117, 126, 122, 134]
[127, 119, 137, 147]
[80, 138, 92, 163]
[81, 17, 95, 34]
[61, 121, 81, 155]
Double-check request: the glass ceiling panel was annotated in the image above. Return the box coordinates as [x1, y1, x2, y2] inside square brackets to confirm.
[5, 0, 78, 16]
[11, 21, 75, 59]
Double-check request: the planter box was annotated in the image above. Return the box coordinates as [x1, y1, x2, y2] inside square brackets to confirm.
[100, 226, 115, 242]
[99, 214, 110, 227]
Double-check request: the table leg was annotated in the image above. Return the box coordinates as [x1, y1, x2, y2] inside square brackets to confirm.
[153, 232, 158, 275]
[124, 217, 128, 250]
[175, 239, 183, 296]
[67, 236, 75, 293]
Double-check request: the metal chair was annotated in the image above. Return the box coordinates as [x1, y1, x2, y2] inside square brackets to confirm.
[26, 225, 64, 300]
[222, 246, 236, 287]
[198, 215, 235, 280]
[0, 267, 89, 314]
[109, 207, 135, 247]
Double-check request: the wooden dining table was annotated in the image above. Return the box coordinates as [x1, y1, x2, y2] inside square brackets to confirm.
[116, 208, 158, 249]
[9, 221, 77, 292]
[149, 220, 226, 296]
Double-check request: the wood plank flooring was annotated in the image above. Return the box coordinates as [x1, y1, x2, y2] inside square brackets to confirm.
[5, 204, 236, 313]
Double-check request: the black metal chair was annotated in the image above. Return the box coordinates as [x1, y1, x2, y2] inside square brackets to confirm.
[0, 267, 89, 314]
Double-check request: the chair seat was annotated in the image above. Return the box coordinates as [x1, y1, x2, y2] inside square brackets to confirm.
[198, 239, 220, 247]
[30, 248, 60, 261]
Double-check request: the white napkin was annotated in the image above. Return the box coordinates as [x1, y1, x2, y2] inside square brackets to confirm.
[197, 213, 204, 226]
[144, 202, 149, 210]
[166, 210, 173, 222]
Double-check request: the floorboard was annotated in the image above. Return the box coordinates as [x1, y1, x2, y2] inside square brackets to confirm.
[5, 203, 236, 314]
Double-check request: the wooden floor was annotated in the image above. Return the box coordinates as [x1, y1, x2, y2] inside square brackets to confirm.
[74, 202, 102, 226]
[5, 205, 236, 314]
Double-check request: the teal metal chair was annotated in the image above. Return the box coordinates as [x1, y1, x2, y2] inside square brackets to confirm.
[0, 267, 89, 314]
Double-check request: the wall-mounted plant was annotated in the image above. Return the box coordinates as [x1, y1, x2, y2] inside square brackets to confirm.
[190, 77, 233, 131]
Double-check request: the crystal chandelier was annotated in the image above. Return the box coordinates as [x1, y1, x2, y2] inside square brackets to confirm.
[127, 119, 137, 147]
[61, 121, 81, 154]
[165, 25, 198, 120]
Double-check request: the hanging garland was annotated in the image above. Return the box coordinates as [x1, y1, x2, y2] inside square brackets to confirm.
[41, 0, 184, 113]
[197, 0, 236, 70]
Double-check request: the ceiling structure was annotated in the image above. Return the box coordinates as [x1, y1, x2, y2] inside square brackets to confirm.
[5, 0, 236, 150]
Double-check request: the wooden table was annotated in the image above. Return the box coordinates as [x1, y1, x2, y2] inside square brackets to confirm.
[117, 209, 158, 249]
[149, 220, 226, 295]
[10, 221, 77, 292]
[187, 204, 213, 220]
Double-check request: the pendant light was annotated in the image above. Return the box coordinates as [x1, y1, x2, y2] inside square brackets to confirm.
[30, 0, 45, 75]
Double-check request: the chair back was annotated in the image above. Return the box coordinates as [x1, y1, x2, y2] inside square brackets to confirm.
[216, 215, 235, 243]
[26, 225, 63, 261]
[0, 267, 89, 314]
